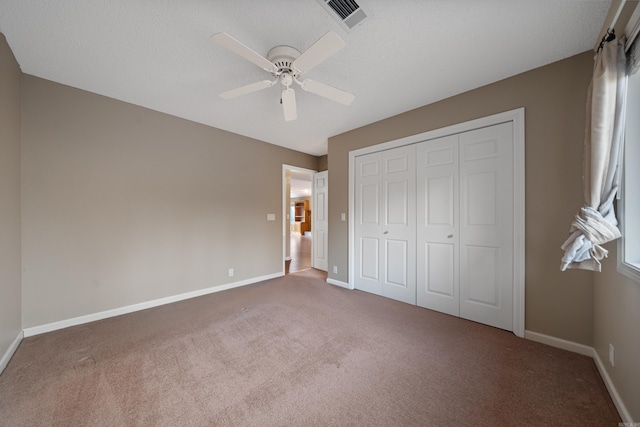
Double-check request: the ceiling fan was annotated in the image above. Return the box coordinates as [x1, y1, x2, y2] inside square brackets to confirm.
[212, 31, 355, 121]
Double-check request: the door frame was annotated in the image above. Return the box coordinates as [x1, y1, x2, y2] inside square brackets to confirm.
[348, 108, 525, 337]
[312, 170, 329, 272]
[282, 164, 317, 274]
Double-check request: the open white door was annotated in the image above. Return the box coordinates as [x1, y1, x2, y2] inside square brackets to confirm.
[313, 171, 329, 271]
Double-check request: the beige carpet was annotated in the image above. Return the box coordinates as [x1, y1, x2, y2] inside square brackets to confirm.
[0, 269, 620, 426]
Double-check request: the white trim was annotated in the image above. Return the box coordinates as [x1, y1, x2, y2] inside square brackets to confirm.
[512, 109, 526, 338]
[326, 278, 351, 289]
[617, 238, 640, 282]
[524, 330, 593, 357]
[347, 150, 356, 290]
[23, 273, 282, 337]
[593, 348, 634, 423]
[0, 331, 23, 374]
[617, 174, 640, 283]
[525, 330, 632, 422]
[348, 108, 526, 337]
[618, 261, 640, 282]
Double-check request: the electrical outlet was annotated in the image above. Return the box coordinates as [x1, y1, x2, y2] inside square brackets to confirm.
[228, 268, 234, 277]
[333, 265, 338, 274]
[609, 343, 615, 367]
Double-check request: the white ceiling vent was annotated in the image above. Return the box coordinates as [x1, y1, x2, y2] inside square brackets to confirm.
[316, 0, 372, 32]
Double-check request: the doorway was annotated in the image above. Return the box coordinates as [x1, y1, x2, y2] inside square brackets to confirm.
[285, 167, 314, 274]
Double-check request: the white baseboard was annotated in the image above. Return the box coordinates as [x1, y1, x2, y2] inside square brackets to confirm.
[326, 278, 351, 289]
[524, 330, 593, 356]
[593, 349, 634, 423]
[0, 331, 24, 375]
[525, 330, 632, 423]
[23, 273, 283, 337]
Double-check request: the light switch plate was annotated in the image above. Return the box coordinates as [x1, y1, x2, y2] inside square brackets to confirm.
[267, 214, 276, 221]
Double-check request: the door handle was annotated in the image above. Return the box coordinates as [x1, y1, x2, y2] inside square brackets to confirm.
[384, 231, 389, 235]
[447, 234, 453, 238]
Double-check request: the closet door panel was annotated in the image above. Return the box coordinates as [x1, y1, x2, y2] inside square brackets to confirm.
[386, 238, 408, 287]
[355, 145, 416, 305]
[425, 242, 455, 296]
[417, 135, 459, 316]
[355, 153, 383, 295]
[459, 122, 514, 331]
[464, 245, 500, 306]
[360, 237, 379, 281]
[381, 145, 416, 304]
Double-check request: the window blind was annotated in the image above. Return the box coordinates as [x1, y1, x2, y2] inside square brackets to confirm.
[625, 2, 640, 74]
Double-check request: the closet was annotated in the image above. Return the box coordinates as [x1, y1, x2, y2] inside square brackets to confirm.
[354, 121, 515, 331]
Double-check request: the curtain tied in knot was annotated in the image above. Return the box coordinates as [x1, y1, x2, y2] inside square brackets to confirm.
[571, 206, 621, 245]
[560, 206, 621, 272]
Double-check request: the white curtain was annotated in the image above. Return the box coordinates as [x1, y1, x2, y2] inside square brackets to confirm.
[560, 38, 628, 272]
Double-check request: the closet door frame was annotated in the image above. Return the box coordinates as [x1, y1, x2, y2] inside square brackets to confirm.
[348, 108, 525, 338]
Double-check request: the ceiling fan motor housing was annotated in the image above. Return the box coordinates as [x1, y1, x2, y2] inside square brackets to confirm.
[267, 45, 301, 76]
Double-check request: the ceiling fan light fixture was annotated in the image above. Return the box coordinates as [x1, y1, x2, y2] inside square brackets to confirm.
[280, 72, 293, 88]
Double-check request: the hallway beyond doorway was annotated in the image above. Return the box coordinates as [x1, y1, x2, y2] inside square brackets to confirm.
[288, 232, 311, 273]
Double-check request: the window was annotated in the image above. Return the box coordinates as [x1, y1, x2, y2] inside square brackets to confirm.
[618, 6, 640, 282]
[619, 70, 640, 281]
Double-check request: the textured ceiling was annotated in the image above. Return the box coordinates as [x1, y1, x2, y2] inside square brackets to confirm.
[0, 0, 610, 156]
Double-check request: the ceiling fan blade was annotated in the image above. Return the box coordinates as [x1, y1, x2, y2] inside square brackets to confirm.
[212, 32, 277, 73]
[281, 88, 297, 121]
[292, 31, 345, 75]
[299, 79, 355, 105]
[220, 80, 275, 99]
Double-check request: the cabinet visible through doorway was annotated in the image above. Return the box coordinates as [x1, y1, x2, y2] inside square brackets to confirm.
[294, 200, 311, 234]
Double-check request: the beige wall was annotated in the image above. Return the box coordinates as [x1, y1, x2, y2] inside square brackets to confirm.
[317, 155, 328, 171]
[0, 34, 22, 360]
[594, 246, 640, 420]
[21, 75, 318, 328]
[327, 51, 595, 345]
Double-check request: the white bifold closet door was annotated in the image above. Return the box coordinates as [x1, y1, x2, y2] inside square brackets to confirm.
[354, 145, 417, 305]
[417, 122, 514, 331]
[355, 121, 514, 332]
[416, 134, 460, 316]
